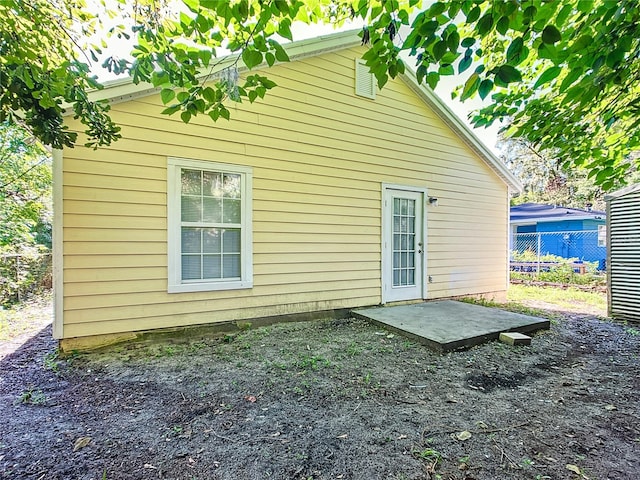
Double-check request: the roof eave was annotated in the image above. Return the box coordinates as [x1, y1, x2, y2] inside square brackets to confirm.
[510, 215, 606, 224]
[83, 29, 363, 108]
[605, 183, 640, 200]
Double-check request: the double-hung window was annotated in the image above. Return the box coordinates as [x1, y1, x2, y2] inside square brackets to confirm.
[167, 158, 253, 293]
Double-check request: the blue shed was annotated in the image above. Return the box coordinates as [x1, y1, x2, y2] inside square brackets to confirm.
[510, 203, 606, 264]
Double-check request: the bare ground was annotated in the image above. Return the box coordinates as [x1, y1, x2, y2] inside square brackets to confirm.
[1, 296, 639, 480]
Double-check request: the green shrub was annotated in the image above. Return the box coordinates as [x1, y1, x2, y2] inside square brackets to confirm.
[510, 251, 605, 286]
[0, 246, 51, 305]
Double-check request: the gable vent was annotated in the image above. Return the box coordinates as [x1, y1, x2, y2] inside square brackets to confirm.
[355, 59, 376, 99]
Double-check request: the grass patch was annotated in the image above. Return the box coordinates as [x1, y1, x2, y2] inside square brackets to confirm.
[508, 284, 606, 313]
[0, 292, 52, 342]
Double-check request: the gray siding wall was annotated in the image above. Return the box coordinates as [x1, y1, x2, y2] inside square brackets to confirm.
[607, 188, 640, 322]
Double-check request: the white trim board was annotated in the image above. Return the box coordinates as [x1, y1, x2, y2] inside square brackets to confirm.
[52, 148, 64, 339]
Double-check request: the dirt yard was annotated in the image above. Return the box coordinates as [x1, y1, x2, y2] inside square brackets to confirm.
[1, 293, 639, 480]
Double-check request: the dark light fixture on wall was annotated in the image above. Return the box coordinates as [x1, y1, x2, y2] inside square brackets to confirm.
[428, 197, 439, 207]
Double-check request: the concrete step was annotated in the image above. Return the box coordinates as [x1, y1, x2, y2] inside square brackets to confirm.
[499, 332, 532, 346]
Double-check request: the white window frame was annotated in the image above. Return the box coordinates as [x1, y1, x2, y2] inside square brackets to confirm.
[167, 157, 253, 293]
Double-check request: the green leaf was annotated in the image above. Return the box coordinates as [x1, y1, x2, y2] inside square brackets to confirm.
[416, 64, 427, 84]
[265, 52, 275, 67]
[478, 79, 493, 99]
[533, 66, 561, 88]
[161, 105, 181, 115]
[506, 37, 523, 63]
[476, 14, 494, 35]
[160, 88, 175, 104]
[433, 40, 447, 60]
[426, 72, 439, 90]
[496, 16, 509, 35]
[572, 34, 593, 52]
[278, 19, 293, 41]
[461, 37, 475, 48]
[458, 55, 472, 74]
[219, 107, 230, 120]
[542, 25, 562, 44]
[447, 31, 460, 51]
[559, 67, 583, 93]
[427, 2, 447, 16]
[461, 73, 480, 101]
[606, 48, 625, 69]
[466, 6, 481, 23]
[496, 65, 522, 84]
[272, 43, 289, 62]
[242, 48, 263, 69]
[438, 64, 455, 76]
[260, 77, 277, 89]
[538, 43, 558, 61]
[180, 111, 192, 123]
[202, 87, 216, 103]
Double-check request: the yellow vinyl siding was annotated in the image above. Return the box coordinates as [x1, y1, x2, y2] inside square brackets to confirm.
[60, 45, 509, 338]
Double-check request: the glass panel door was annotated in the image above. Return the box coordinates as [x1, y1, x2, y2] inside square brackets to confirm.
[383, 188, 424, 303]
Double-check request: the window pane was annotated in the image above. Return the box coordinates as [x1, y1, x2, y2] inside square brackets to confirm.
[400, 269, 407, 285]
[223, 199, 241, 223]
[203, 255, 222, 279]
[223, 254, 241, 277]
[407, 269, 415, 285]
[393, 198, 400, 213]
[400, 199, 408, 215]
[203, 171, 222, 197]
[181, 169, 201, 195]
[393, 252, 400, 269]
[408, 253, 415, 267]
[182, 255, 201, 280]
[182, 228, 201, 253]
[400, 217, 408, 233]
[203, 197, 222, 223]
[407, 199, 415, 215]
[393, 215, 400, 232]
[181, 196, 201, 222]
[203, 228, 221, 253]
[393, 269, 400, 286]
[224, 174, 241, 198]
[223, 229, 241, 253]
[393, 234, 400, 250]
[401, 252, 407, 268]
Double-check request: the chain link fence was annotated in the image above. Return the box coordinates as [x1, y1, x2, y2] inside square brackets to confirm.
[0, 251, 52, 305]
[511, 230, 607, 274]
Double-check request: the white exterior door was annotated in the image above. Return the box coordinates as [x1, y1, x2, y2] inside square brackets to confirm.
[382, 186, 426, 303]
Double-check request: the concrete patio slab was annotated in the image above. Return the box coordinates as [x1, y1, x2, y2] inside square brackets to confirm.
[352, 300, 550, 352]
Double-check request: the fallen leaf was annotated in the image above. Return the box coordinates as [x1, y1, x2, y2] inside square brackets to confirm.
[143, 464, 158, 470]
[244, 395, 257, 403]
[337, 434, 348, 439]
[73, 436, 91, 452]
[476, 421, 488, 429]
[566, 464, 582, 474]
[386, 333, 395, 338]
[604, 404, 617, 411]
[397, 434, 408, 440]
[456, 430, 472, 441]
